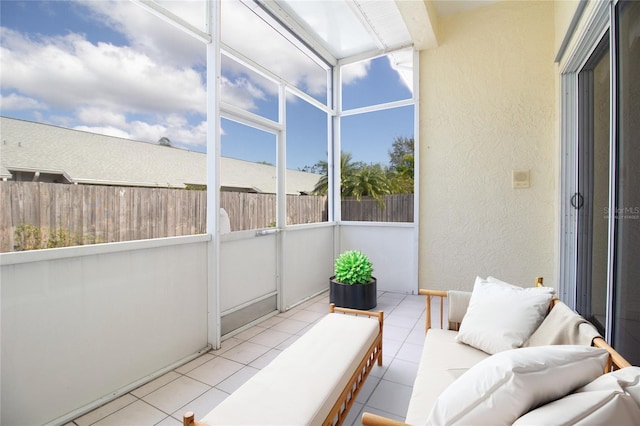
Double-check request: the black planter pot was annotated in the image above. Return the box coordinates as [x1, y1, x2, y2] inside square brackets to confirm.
[329, 276, 377, 310]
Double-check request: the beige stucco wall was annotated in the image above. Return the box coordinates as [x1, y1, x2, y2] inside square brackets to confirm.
[554, 0, 581, 54]
[418, 1, 556, 290]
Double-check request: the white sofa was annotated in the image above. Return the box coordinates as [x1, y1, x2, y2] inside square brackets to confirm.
[363, 277, 637, 426]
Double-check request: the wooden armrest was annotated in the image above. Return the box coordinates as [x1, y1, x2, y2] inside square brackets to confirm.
[183, 411, 209, 426]
[419, 289, 447, 331]
[330, 304, 384, 322]
[361, 412, 409, 426]
[593, 337, 632, 372]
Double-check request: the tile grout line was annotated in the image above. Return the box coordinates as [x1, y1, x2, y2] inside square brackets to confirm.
[355, 293, 409, 410]
[353, 293, 428, 425]
[77, 292, 425, 426]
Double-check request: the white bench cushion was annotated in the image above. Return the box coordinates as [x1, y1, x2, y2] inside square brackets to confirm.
[405, 329, 489, 425]
[202, 313, 379, 426]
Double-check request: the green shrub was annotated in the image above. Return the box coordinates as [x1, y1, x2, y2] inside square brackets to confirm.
[47, 228, 79, 248]
[334, 250, 373, 285]
[14, 223, 42, 251]
[14, 223, 86, 251]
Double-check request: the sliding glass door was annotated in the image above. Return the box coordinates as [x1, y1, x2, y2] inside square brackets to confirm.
[575, 34, 610, 335]
[612, 0, 640, 365]
[563, 0, 640, 366]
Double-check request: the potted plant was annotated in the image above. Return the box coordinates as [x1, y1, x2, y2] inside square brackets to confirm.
[330, 250, 377, 310]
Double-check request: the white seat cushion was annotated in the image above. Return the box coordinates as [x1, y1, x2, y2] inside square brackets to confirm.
[405, 329, 489, 425]
[426, 345, 609, 426]
[202, 313, 379, 426]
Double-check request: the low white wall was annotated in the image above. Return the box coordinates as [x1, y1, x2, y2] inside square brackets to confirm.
[219, 225, 334, 321]
[340, 223, 417, 294]
[0, 236, 210, 426]
[282, 224, 334, 309]
[219, 232, 277, 313]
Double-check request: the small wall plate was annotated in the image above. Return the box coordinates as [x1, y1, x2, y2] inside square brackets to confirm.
[512, 170, 530, 188]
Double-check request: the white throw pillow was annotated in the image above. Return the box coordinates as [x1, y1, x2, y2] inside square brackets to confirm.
[456, 277, 553, 354]
[426, 345, 609, 426]
[514, 367, 640, 425]
[487, 276, 556, 294]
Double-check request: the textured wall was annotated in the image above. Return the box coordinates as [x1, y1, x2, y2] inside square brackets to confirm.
[554, 0, 581, 54]
[418, 1, 556, 290]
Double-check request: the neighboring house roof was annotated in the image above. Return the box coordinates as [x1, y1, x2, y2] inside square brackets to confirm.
[0, 166, 11, 180]
[0, 117, 321, 194]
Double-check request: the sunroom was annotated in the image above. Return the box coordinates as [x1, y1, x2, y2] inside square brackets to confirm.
[0, 0, 638, 425]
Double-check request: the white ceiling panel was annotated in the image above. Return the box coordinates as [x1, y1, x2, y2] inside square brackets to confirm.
[270, 0, 413, 61]
[353, 0, 412, 50]
[275, 0, 377, 59]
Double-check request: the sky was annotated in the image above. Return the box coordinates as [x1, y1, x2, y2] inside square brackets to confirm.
[0, 0, 414, 171]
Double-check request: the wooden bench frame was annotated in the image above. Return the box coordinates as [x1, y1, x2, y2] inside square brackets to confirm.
[184, 304, 383, 426]
[362, 277, 632, 426]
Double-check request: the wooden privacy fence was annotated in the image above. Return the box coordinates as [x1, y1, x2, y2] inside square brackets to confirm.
[342, 195, 414, 223]
[221, 192, 328, 230]
[0, 182, 327, 252]
[0, 182, 207, 252]
[0, 182, 412, 252]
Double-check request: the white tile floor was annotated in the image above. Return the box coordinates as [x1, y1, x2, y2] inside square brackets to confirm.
[70, 291, 431, 426]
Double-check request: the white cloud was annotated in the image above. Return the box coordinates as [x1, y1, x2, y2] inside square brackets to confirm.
[220, 75, 266, 111]
[75, 116, 207, 149]
[0, 0, 386, 151]
[341, 60, 370, 85]
[0, 1, 212, 150]
[387, 50, 414, 93]
[127, 120, 169, 143]
[78, 0, 205, 68]
[1, 28, 206, 115]
[73, 125, 131, 140]
[164, 119, 208, 148]
[76, 107, 127, 128]
[133, 114, 206, 148]
[1, 23, 208, 149]
[1, 93, 48, 111]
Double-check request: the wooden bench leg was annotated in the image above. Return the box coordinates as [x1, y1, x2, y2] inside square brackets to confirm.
[377, 310, 384, 366]
[183, 411, 209, 426]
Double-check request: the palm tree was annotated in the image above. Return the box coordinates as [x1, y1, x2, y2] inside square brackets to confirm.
[311, 160, 329, 195]
[312, 152, 361, 196]
[346, 164, 391, 206]
[312, 152, 391, 206]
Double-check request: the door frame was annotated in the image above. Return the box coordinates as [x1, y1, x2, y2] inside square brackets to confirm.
[559, 0, 616, 342]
